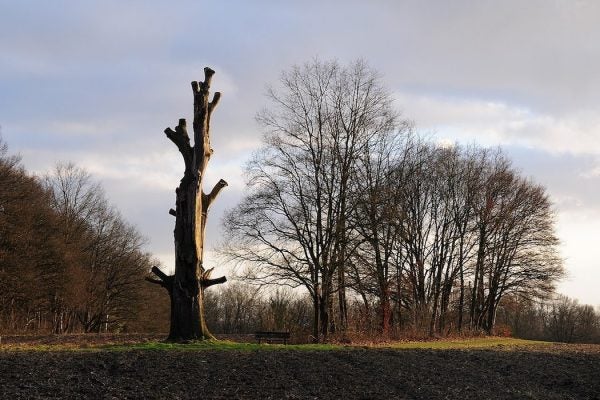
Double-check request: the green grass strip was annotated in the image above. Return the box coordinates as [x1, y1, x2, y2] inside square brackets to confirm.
[0, 337, 552, 353]
[384, 337, 550, 350]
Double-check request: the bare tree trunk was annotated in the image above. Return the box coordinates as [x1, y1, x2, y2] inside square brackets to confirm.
[470, 223, 486, 330]
[147, 68, 227, 341]
[380, 284, 392, 335]
[328, 292, 336, 334]
[317, 274, 331, 338]
[312, 291, 320, 343]
[457, 239, 466, 332]
[337, 251, 348, 331]
[394, 259, 404, 332]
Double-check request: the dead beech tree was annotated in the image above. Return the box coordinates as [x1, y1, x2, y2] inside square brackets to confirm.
[147, 67, 227, 341]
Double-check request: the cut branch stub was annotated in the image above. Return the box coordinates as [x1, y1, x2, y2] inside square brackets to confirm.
[204, 179, 228, 210]
[202, 267, 214, 279]
[192, 69, 216, 171]
[151, 265, 169, 281]
[200, 266, 226, 289]
[145, 277, 164, 286]
[146, 266, 173, 290]
[202, 276, 227, 289]
[164, 118, 193, 177]
[209, 92, 221, 114]
[203, 67, 215, 87]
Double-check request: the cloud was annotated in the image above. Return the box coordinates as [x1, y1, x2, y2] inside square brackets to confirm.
[375, 1, 600, 113]
[556, 207, 600, 306]
[396, 92, 600, 157]
[2, 0, 600, 305]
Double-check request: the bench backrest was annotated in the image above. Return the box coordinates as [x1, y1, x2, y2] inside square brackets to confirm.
[255, 331, 290, 338]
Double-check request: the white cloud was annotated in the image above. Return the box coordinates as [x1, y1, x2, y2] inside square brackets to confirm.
[556, 208, 600, 306]
[579, 159, 600, 179]
[397, 92, 600, 156]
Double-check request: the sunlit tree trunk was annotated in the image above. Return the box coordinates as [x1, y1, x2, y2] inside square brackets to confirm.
[147, 67, 227, 341]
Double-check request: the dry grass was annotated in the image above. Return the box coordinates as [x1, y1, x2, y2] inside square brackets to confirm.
[0, 333, 575, 353]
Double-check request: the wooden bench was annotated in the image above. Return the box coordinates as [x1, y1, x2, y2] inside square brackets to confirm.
[255, 331, 291, 345]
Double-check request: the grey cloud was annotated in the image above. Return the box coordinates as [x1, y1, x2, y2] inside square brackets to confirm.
[504, 146, 600, 211]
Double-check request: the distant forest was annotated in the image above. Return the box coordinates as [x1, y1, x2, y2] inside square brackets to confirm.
[1, 61, 599, 344]
[0, 136, 169, 334]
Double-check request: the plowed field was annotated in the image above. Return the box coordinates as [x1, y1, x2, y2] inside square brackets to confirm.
[1, 336, 598, 399]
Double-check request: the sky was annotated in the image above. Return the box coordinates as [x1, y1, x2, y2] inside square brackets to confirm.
[1, 0, 599, 306]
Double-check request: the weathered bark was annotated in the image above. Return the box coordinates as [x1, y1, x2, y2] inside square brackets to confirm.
[337, 264, 348, 331]
[470, 222, 487, 330]
[312, 291, 320, 343]
[146, 67, 227, 341]
[380, 285, 392, 335]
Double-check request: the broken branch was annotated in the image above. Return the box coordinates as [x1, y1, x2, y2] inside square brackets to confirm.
[165, 119, 193, 171]
[145, 277, 165, 286]
[147, 266, 174, 290]
[209, 92, 221, 114]
[151, 266, 169, 280]
[204, 179, 228, 209]
[191, 80, 200, 94]
[202, 276, 227, 289]
[203, 67, 215, 88]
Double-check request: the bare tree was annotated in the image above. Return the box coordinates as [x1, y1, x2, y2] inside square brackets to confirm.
[223, 59, 398, 341]
[395, 140, 437, 331]
[0, 139, 66, 333]
[348, 127, 412, 334]
[450, 148, 482, 332]
[481, 177, 562, 332]
[349, 142, 563, 336]
[459, 151, 564, 333]
[497, 294, 600, 343]
[147, 68, 227, 341]
[44, 163, 152, 333]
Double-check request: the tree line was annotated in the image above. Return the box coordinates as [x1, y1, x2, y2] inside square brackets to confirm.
[203, 284, 600, 344]
[497, 294, 600, 344]
[0, 136, 168, 334]
[222, 59, 565, 341]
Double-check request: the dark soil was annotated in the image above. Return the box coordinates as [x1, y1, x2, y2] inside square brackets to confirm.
[1, 341, 599, 399]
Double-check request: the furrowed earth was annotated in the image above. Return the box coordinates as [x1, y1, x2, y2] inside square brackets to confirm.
[1, 335, 599, 399]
